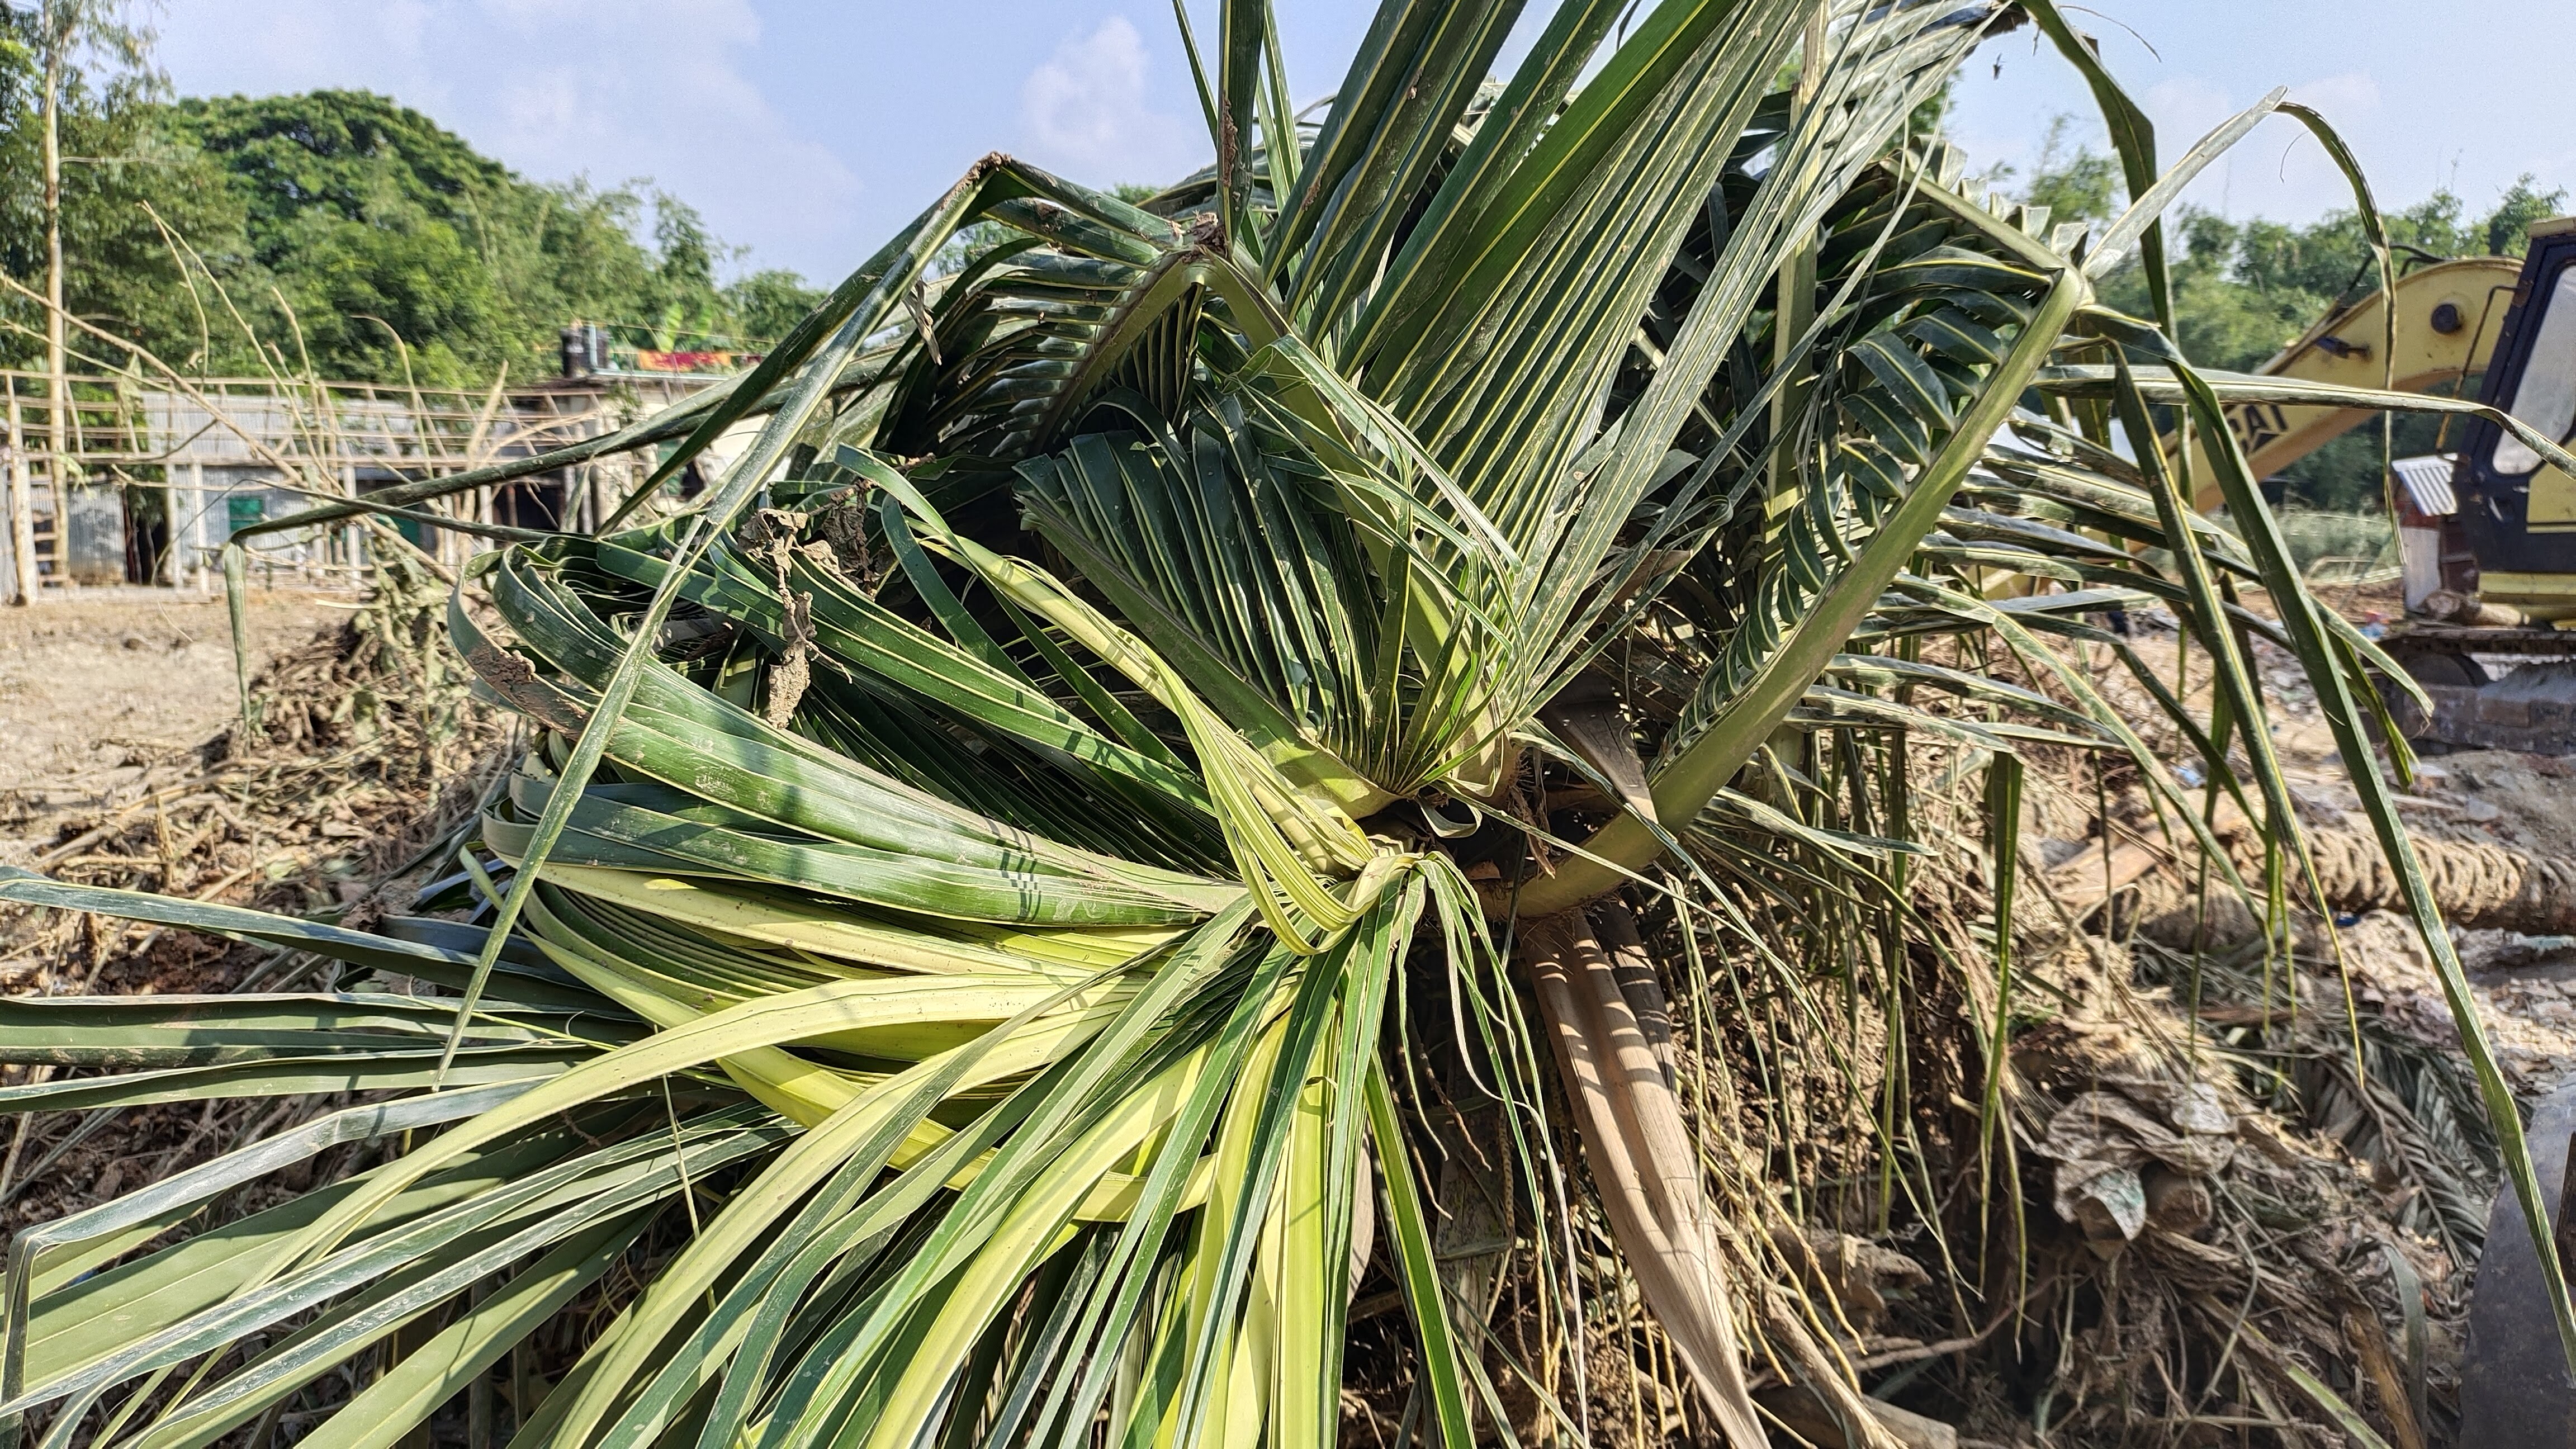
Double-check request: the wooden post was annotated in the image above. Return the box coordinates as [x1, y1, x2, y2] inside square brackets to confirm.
[160, 468, 178, 586]
[186, 460, 205, 589]
[45, 411, 67, 594]
[5, 391, 31, 604]
[342, 462, 361, 586]
[2, 440, 17, 604]
[40, 4, 69, 580]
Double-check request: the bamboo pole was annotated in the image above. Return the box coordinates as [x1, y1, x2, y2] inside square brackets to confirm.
[6, 392, 31, 604]
[2, 443, 17, 604]
[40, 2, 69, 575]
[159, 468, 177, 585]
[343, 461, 362, 583]
[184, 458, 203, 589]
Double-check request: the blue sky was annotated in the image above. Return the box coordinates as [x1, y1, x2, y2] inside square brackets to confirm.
[155, 1, 2576, 286]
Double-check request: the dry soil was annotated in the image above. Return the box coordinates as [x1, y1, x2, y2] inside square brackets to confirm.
[0, 587, 345, 813]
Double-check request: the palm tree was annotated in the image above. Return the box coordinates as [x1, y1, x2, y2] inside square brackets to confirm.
[7, 2, 2575, 1446]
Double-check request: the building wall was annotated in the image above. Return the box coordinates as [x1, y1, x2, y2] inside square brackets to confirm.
[63, 485, 125, 585]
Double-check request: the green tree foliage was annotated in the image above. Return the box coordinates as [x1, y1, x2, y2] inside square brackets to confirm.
[1, 60, 826, 386]
[2009, 114, 2122, 226]
[721, 268, 828, 351]
[2001, 114, 2566, 509]
[0, 3, 250, 375]
[159, 91, 767, 383]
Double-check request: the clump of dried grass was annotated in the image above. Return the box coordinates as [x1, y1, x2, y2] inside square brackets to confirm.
[1992, 983, 2465, 1448]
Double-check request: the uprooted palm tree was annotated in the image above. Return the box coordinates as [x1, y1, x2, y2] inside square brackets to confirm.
[7, 2, 2576, 1446]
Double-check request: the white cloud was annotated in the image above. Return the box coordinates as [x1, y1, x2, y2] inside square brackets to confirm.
[2142, 75, 2237, 150]
[154, 0, 864, 281]
[1017, 17, 1202, 184]
[2291, 71, 2381, 123]
[2135, 71, 2390, 220]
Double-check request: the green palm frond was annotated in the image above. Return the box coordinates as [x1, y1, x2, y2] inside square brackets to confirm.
[12, 3, 2576, 1448]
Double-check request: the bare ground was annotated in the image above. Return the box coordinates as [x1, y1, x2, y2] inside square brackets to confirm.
[2010, 595, 2576, 1110]
[0, 588, 349, 813]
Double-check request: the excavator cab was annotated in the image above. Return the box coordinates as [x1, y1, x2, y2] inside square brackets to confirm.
[2451, 216, 2576, 616]
[2160, 214, 2576, 751]
[2361, 216, 2576, 755]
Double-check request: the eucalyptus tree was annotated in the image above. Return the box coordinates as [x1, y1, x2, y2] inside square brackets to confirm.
[5, 2, 2573, 1447]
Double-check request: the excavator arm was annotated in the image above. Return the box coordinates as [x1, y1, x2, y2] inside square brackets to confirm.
[2167, 234, 2576, 764]
[2171, 255, 2524, 512]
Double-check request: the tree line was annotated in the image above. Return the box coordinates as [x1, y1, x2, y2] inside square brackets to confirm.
[6, 0, 2564, 509]
[0, 3, 827, 391]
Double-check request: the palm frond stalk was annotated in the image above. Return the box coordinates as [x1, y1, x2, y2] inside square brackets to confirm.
[8, 3, 2576, 1447]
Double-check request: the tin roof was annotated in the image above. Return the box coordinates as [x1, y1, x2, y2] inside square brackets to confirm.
[2391, 454, 2458, 516]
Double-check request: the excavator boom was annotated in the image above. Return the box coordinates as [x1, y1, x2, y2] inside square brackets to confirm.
[2177, 256, 2522, 512]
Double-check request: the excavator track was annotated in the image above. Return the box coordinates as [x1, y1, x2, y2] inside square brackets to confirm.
[2381, 626, 2576, 754]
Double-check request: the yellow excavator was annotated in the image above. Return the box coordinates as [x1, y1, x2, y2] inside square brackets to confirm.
[2168, 218, 2576, 754]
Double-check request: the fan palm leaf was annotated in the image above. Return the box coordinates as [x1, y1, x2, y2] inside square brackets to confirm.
[11, 3, 2576, 1448]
